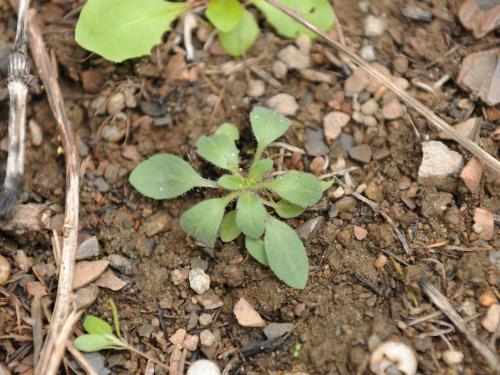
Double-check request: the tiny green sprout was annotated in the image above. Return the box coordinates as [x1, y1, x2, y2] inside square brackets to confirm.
[74, 299, 168, 370]
[130, 106, 333, 289]
[75, 0, 335, 62]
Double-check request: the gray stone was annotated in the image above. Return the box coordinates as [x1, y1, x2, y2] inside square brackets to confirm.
[76, 236, 100, 260]
[0, 41, 12, 74]
[94, 177, 109, 193]
[349, 144, 373, 163]
[137, 323, 154, 337]
[263, 323, 295, 340]
[108, 254, 134, 275]
[439, 117, 480, 142]
[104, 164, 119, 184]
[360, 44, 376, 62]
[305, 129, 329, 156]
[296, 217, 323, 241]
[277, 45, 310, 70]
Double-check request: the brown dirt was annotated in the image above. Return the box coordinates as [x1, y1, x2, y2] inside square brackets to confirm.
[0, 0, 499, 374]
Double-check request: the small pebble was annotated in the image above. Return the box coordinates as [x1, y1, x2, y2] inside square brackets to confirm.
[382, 99, 404, 120]
[478, 290, 497, 307]
[393, 57, 409, 74]
[199, 313, 213, 327]
[76, 236, 100, 260]
[266, 93, 298, 116]
[361, 98, 379, 115]
[171, 268, 190, 285]
[272, 60, 288, 79]
[460, 157, 483, 193]
[373, 255, 387, 269]
[200, 329, 216, 347]
[349, 144, 372, 164]
[398, 176, 412, 190]
[296, 34, 312, 54]
[293, 303, 306, 317]
[481, 304, 500, 333]
[360, 45, 376, 62]
[187, 359, 221, 375]
[364, 15, 387, 37]
[323, 111, 350, 140]
[345, 67, 370, 94]
[106, 92, 125, 115]
[309, 156, 325, 175]
[353, 226, 368, 241]
[247, 80, 265, 97]
[277, 45, 310, 70]
[363, 115, 377, 127]
[473, 208, 494, 241]
[0, 255, 11, 286]
[442, 350, 463, 366]
[183, 334, 199, 351]
[189, 268, 211, 294]
[29, 120, 43, 146]
[94, 177, 109, 193]
[169, 329, 186, 345]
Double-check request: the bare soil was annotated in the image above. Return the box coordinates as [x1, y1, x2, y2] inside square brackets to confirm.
[0, 0, 498, 374]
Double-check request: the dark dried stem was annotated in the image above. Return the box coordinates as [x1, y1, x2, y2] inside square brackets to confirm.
[0, 0, 30, 217]
[265, 0, 500, 175]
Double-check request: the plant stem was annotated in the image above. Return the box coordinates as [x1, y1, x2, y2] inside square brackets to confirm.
[201, 178, 219, 189]
[123, 343, 169, 371]
[258, 197, 277, 209]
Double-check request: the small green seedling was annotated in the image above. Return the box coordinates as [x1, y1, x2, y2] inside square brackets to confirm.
[75, 300, 168, 369]
[75, 0, 335, 62]
[129, 107, 332, 288]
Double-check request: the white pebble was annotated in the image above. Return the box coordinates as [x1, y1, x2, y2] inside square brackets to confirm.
[360, 45, 376, 62]
[370, 341, 417, 375]
[364, 15, 387, 37]
[200, 329, 215, 347]
[189, 268, 210, 294]
[187, 359, 221, 375]
[442, 350, 464, 366]
[247, 80, 265, 97]
[266, 93, 298, 116]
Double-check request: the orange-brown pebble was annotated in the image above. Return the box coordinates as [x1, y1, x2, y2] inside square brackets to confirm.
[373, 255, 388, 270]
[0, 255, 11, 286]
[479, 291, 497, 307]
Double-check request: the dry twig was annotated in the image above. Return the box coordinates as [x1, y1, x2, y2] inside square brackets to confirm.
[6, 3, 82, 374]
[420, 279, 500, 371]
[264, 0, 500, 175]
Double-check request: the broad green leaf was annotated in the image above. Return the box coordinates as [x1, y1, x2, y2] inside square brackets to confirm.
[75, 0, 188, 62]
[215, 122, 240, 141]
[180, 197, 230, 247]
[236, 193, 267, 238]
[275, 199, 305, 219]
[250, 106, 291, 152]
[248, 159, 273, 182]
[245, 236, 268, 266]
[207, 0, 244, 32]
[251, 0, 335, 39]
[129, 154, 210, 200]
[217, 175, 245, 190]
[319, 179, 334, 191]
[196, 134, 240, 171]
[74, 334, 124, 352]
[220, 210, 241, 242]
[83, 315, 113, 335]
[267, 172, 323, 208]
[219, 9, 260, 57]
[264, 217, 308, 289]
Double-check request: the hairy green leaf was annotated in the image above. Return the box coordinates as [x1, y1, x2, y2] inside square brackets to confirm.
[197, 134, 240, 171]
[267, 172, 323, 208]
[74, 334, 124, 352]
[248, 159, 273, 182]
[264, 217, 308, 289]
[129, 154, 210, 200]
[250, 106, 291, 152]
[217, 175, 245, 190]
[75, 0, 187, 62]
[207, 0, 244, 32]
[251, 0, 335, 39]
[220, 210, 241, 242]
[245, 237, 269, 266]
[274, 199, 305, 218]
[219, 9, 260, 56]
[180, 197, 230, 247]
[236, 193, 267, 238]
[83, 315, 113, 335]
[215, 122, 240, 141]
